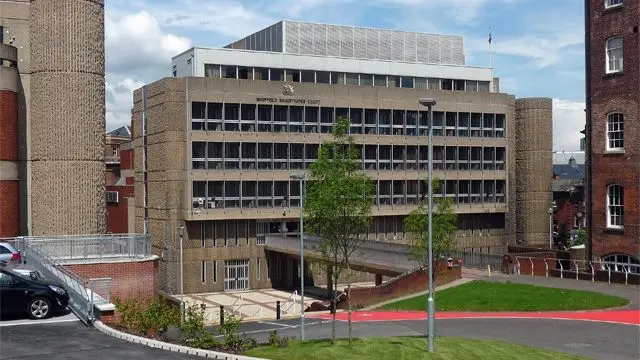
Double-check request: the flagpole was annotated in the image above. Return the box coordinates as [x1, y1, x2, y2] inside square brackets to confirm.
[489, 28, 493, 92]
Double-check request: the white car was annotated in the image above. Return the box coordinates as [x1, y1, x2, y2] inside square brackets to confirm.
[0, 242, 21, 264]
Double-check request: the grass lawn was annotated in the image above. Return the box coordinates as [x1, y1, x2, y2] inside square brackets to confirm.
[245, 336, 586, 360]
[378, 280, 628, 311]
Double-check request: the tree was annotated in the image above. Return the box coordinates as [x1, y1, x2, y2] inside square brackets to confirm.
[404, 179, 458, 270]
[304, 116, 375, 345]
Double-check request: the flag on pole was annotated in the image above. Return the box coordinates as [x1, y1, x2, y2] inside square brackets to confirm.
[488, 31, 492, 44]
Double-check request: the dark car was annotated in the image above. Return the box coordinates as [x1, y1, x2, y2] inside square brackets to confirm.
[0, 265, 69, 319]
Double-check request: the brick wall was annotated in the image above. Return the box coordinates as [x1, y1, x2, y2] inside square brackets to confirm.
[587, 0, 640, 260]
[106, 185, 134, 233]
[344, 261, 462, 309]
[0, 90, 19, 237]
[64, 258, 158, 303]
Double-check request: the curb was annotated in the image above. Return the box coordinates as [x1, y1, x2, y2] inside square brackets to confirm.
[93, 320, 267, 360]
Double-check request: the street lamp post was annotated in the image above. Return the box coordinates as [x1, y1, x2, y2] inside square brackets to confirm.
[548, 201, 557, 249]
[178, 225, 185, 322]
[419, 97, 437, 353]
[290, 172, 306, 341]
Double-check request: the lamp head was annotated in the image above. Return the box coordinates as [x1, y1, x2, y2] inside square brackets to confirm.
[419, 98, 437, 107]
[178, 225, 185, 237]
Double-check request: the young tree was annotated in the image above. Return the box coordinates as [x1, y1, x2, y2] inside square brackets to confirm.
[404, 179, 458, 271]
[304, 116, 375, 345]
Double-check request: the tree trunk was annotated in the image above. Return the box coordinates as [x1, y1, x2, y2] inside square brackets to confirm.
[346, 262, 353, 345]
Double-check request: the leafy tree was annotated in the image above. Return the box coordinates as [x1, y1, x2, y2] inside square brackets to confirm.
[304, 116, 375, 345]
[404, 179, 458, 269]
[571, 229, 587, 247]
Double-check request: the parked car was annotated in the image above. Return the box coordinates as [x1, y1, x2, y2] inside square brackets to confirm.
[0, 242, 21, 264]
[0, 263, 69, 319]
[0, 262, 44, 281]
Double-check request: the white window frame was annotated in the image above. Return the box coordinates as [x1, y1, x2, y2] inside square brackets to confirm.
[606, 113, 624, 151]
[106, 191, 119, 203]
[605, 0, 623, 9]
[605, 36, 623, 74]
[606, 184, 624, 229]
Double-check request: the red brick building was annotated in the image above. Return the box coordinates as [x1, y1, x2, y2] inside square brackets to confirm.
[585, 0, 640, 272]
[105, 126, 135, 233]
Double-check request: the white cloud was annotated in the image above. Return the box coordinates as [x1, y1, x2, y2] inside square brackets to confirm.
[104, 10, 192, 131]
[553, 99, 585, 152]
[147, 0, 274, 39]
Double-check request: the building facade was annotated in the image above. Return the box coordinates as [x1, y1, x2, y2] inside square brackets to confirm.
[105, 126, 135, 233]
[0, 0, 107, 236]
[585, 0, 640, 271]
[134, 22, 552, 294]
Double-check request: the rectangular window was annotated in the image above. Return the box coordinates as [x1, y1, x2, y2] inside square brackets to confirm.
[605, 0, 623, 8]
[257, 258, 261, 280]
[221, 65, 236, 79]
[204, 64, 220, 78]
[606, 37, 623, 74]
[266, 258, 270, 280]
[212, 260, 217, 283]
[607, 185, 624, 228]
[106, 191, 119, 203]
[201, 261, 206, 283]
[606, 113, 624, 150]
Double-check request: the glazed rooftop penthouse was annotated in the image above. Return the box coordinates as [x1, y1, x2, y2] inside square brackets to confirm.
[172, 21, 495, 92]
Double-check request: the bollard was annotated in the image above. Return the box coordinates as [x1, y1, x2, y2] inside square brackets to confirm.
[276, 300, 281, 320]
[220, 305, 224, 326]
[487, 264, 492, 277]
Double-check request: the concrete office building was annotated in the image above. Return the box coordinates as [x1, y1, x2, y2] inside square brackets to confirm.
[133, 21, 552, 294]
[585, 0, 639, 271]
[0, 0, 106, 235]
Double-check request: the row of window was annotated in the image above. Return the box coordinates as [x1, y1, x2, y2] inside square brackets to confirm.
[202, 64, 492, 92]
[191, 102, 507, 137]
[192, 179, 507, 209]
[192, 142, 507, 171]
[187, 213, 507, 247]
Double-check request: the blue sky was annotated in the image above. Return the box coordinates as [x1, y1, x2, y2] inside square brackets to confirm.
[104, 0, 587, 152]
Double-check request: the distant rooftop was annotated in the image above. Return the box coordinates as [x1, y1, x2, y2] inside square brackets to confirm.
[225, 20, 466, 66]
[107, 126, 131, 138]
[553, 151, 584, 165]
[553, 155, 585, 181]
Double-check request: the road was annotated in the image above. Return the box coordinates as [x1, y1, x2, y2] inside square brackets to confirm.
[0, 319, 201, 360]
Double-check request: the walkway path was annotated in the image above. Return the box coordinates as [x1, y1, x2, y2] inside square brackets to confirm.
[309, 309, 640, 326]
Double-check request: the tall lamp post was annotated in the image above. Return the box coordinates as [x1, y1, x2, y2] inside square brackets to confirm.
[290, 172, 306, 340]
[548, 201, 557, 249]
[178, 225, 185, 322]
[419, 97, 437, 353]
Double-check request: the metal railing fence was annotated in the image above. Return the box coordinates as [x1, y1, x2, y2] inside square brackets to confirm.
[5, 234, 151, 261]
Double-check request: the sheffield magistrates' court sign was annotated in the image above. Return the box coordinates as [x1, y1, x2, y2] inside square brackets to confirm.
[256, 84, 321, 105]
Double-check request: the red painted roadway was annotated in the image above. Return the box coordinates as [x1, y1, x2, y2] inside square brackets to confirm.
[309, 310, 640, 326]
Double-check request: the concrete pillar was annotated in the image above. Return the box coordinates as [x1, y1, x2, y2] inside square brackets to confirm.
[515, 98, 553, 247]
[29, 0, 106, 234]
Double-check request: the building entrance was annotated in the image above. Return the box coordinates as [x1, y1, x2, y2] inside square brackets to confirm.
[224, 259, 250, 291]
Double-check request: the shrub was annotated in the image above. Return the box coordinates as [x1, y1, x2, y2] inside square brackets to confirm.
[181, 303, 208, 341]
[267, 330, 291, 348]
[113, 296, 180, 337]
